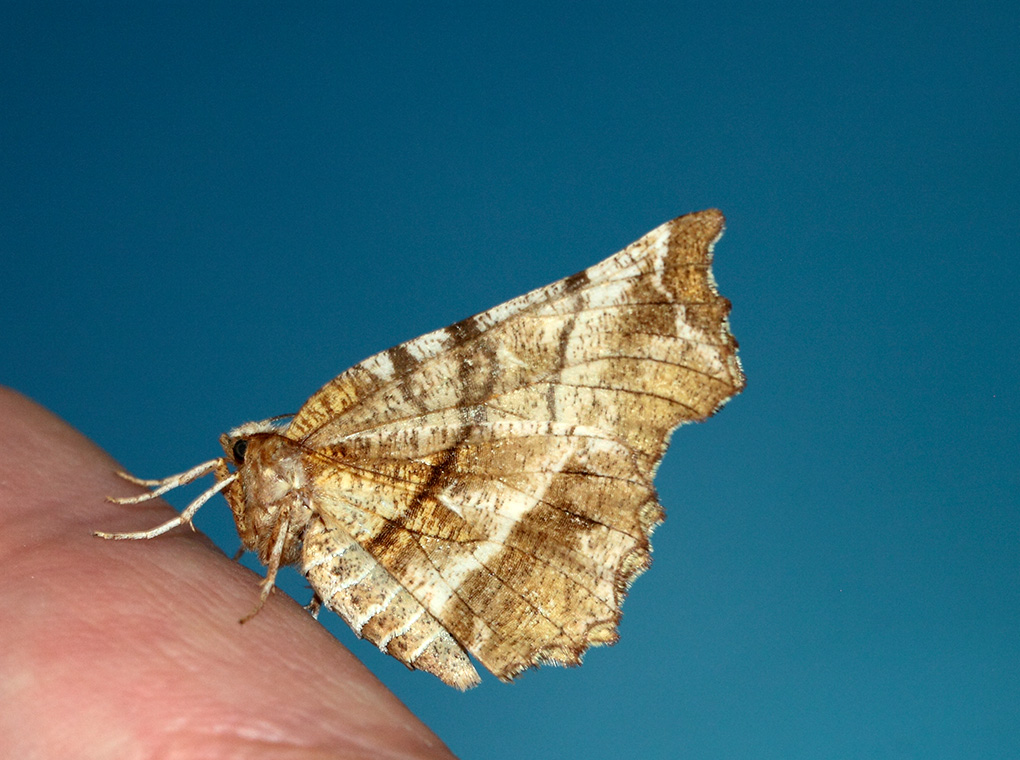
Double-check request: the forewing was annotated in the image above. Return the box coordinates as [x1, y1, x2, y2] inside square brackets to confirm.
[285, 208, 745, 465]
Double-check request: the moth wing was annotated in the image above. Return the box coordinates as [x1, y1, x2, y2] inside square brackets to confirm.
[301, 510, 482, 689]
[287, 209, 744, 682]
[301, 419, 663, 681]
[285, 208, 744, 466]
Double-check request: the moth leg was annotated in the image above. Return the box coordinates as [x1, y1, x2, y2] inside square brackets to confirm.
[239, 507, 291, 624]
[108, 458, 224, 504]
[114, 472, 167, 487]
[95, 474, 236, 541]
[228, 456, 248, 560]
[304, 592, 323, 620]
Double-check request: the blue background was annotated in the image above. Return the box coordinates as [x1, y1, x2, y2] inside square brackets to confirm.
[3, 3, 1017, 758]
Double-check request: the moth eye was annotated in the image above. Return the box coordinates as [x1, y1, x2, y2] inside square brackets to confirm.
[232, 439, 248, 463]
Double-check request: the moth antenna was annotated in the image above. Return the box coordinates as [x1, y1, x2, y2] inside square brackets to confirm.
[95, 473, 236, 541]
[107, 458, 223, 505]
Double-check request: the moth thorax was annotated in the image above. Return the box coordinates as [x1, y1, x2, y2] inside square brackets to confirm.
[220, 432, 314, 567]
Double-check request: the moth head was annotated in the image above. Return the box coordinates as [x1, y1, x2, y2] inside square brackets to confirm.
[219, 418, 290, 466]
[217, 417, 309, 565]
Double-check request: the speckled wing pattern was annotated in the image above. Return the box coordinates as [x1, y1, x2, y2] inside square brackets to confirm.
[287, 209, 744, 688]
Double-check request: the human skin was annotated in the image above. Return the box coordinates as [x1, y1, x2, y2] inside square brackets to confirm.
[0, 387, 457, 760]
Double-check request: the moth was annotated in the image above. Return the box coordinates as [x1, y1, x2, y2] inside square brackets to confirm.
[97, 209, 745, 689]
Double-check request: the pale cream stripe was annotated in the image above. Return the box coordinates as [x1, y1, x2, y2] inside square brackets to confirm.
[351, 582, 402, 634]
[427, 444, 575, 622]
[408, 628, 442, 663]
[377, 605, 425, 651]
